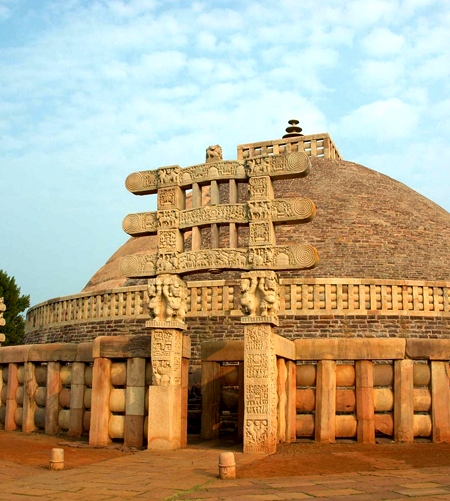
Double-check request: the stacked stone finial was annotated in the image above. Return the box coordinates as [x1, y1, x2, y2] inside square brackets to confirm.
[283, 119, 303, 138]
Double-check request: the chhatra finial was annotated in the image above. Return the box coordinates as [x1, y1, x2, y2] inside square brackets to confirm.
[283, 119, 303, 138]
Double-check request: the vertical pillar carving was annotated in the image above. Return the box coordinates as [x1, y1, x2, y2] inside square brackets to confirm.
[148, 328, 185, 450]
[243, 323, 278, 454]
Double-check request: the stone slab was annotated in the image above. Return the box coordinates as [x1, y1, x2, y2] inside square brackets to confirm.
[201, 340, 244, 362]
[272, 333, 295, 360]
[295, 338, 406, 360]
[92, 335, 151, 359]
[27, 343, 78, 362]
[406, 339, 450, 360]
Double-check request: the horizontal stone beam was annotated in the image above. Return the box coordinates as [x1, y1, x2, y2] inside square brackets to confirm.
[93, 335, 152, 359]
[120, 244, 319, 278]
[406, 339, 450, 360]
[201, 340, 244, 362]
[295, 338, 406, 361]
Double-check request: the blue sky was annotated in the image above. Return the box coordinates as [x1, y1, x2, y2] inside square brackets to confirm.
[1, 0, 449, 307]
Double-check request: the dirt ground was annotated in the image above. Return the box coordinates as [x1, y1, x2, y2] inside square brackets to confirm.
[0, 431, 133, 470]
[2, 431, 450, 478]
[238, 439, 450, 478]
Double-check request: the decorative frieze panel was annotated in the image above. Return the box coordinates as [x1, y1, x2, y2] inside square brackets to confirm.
[245, 151, 311, 178]
[120, 244, 318, 278]
[179, 205, 247, 228]
[126, 152, 312, 196]
[123, 197, 315, 236]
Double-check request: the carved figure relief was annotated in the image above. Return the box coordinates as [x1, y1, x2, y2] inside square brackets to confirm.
[249, 177, 271, 199]
[157, 210, 179, 228]
[240, 271, 279, 319]
[205, 144, 223, 163]
[246, 419, 269, 444]
[147, 275, 187, 324]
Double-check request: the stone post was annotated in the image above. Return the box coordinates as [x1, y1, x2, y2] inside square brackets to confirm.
[45, 362, 61, 435]
[394, 359, 414, 443]
[89, 357, 112, 446]
[431, 361, 450, 443]
[315, 360, 336, 443]
[148, 328, 186, 450]
[5, 363, 19, 431]
[22, 362, 38, 434]
[243, 323, 278, 454]
[124, 357, 146, 448]
[356, 360, 375, 444]
[68, 362, 86, 437]
[286, 360, 297, 443]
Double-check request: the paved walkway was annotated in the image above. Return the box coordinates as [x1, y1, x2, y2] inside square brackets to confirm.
[2, 443, 450, 500]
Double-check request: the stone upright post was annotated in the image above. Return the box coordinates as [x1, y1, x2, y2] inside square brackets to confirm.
[148, 328, 185, 450]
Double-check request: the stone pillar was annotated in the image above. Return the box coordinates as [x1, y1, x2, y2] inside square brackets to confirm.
[191, 182, 202, 251]
[124, 357, 146, 448]
[148, 328, 185, 450]
[22, 362, 38, 434]
[200, 361, 221, 439]
[89, 357, 112, 446]
[431, 361, 450, 443]
[68, 362, 86, 437]
[394, 359, 414, 443]
[286, 360, 297, 443]
[315, 360, 336, 443]
[5, 363, 19, 431]
[45, 362, 61, 435]
[243, 323, 278, 454]
[356, 360, 375, 444]
[277, 358, 287, 443]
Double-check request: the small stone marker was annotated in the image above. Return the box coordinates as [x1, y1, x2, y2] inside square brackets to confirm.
[49, 448, 64, 470]
[218, 452, 236, 480]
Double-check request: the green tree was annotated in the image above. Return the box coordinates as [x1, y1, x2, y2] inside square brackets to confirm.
[0, 269, 30, 346]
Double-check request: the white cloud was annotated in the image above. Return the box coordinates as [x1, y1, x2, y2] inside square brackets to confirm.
[361, 28, 405, 57]
[338, 98, 420, 141]
[356, 59, 404, 95]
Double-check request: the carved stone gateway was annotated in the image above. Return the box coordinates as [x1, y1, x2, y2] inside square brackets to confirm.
[122, 123, 319, 453]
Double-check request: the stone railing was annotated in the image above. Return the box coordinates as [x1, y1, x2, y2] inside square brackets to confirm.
[237, 133, 341, 161]
[26, 278, 450, 334]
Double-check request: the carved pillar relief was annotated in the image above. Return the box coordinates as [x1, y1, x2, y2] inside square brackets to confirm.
[243, 324, 277, 454]
[150, 329, 183, 387]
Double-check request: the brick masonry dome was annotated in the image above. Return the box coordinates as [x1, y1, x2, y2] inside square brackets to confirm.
[83, 156, 450, 293]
